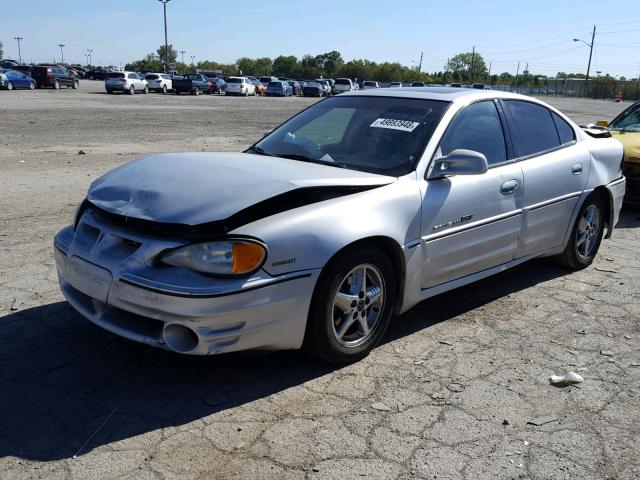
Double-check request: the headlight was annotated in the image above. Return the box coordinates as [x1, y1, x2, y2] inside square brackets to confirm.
[160, 239, 267, 276]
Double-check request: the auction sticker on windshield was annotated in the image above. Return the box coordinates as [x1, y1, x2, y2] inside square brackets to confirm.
[370, 118, 420, 132]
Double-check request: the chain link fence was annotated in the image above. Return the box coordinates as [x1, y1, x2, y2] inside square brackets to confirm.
[489, 78, 640, 102]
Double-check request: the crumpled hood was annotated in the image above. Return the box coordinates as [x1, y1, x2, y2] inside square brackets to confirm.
[87, 152, 394, 225]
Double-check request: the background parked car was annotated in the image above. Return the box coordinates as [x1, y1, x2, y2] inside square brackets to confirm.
[105, 71, 149, 95]
[266, 80, 293, 97]
[389, 81, 403, 88]
[303, 81, 325, 97]
[410, 81, 425, 87]
[86, 68, 108, 80]
[31, 65, 79, 89]
[208, 77, 227, 94]
[314, 79, 332, 95]
[259, 76, 277, 87]
[333, 78, 354, 94]
[362, 80, 380, 89]
[173, 73, 212, 95]
[226, 77, 256, 96]
[144, 73, 173, 93]
[277, 77, 302, 95]
[252, 79, 267, 95]
[12, 65, 33, 75]
[0, 69, 36, 90]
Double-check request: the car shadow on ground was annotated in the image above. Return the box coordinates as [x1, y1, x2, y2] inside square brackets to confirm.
[616, 203, 640, 228]
[0, 256, 578, 462]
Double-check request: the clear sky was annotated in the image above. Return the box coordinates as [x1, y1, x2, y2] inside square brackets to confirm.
[1, 0, 639, 78]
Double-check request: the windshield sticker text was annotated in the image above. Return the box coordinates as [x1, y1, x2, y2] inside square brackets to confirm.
[370, 118, 420, 132]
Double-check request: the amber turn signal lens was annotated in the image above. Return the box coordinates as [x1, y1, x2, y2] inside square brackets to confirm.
[232, 242, 267, 274]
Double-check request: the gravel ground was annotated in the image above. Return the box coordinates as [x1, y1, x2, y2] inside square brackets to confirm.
[1, 81, 639, 479]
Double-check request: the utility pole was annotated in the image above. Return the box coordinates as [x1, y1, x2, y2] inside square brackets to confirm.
[487, 61, 492, 83]
[470, 46, 476, 83]
[515, 61, 520, 91]
[58, 44, 65, 64]
[158, 0, 171, 73]
[14, 37, 23, 63]
[190, 55, 195, 65]
[417, 51, 423, 78]
[180, 50, 186, 65]
[87, 49, 93, 66]
[573, 25, 596, 89]
[524, 62, 529, 93]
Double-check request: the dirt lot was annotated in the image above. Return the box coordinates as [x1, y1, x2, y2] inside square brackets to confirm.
[1, 82, 639, 479]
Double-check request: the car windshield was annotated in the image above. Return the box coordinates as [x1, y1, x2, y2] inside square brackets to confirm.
[610, 103, 640, 132]
[251, 96, 448, 176]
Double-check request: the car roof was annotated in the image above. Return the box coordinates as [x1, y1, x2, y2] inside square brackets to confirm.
[342, 87, 531, 103]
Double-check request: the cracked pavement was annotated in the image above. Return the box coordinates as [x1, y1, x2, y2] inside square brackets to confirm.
[0, 84, 639, 479]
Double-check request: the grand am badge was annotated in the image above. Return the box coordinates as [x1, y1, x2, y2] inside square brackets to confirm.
[433, 214, 474, 231]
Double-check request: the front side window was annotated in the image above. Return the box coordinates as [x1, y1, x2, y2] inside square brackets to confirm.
[503, 100, 561, 157]
[439, 100, 507, 166]
[609, 103, 640, 132]
[252, 96, 448, 176]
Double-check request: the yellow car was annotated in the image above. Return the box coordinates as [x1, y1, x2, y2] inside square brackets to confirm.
[597, 100, 640, 204]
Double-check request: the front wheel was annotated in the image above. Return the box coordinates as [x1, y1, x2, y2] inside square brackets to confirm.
[129, 85, 135, 95]
[143, 85, 149, 94]
[555, 193, 606, 270]
[53, 80, 60, 90]
[6, 81, 14, 90]
[162, 85, 167, 94]
[303, 247, 396, 364]
[72, 80, 79, 89]
[29, 81, 36, 90]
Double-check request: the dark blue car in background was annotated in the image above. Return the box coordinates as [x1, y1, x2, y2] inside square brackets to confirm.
[0, 69, 36, 90]
[266, 80, 293, 97]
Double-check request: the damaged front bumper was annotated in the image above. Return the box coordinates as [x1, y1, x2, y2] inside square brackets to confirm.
[54, 208, 320, 355]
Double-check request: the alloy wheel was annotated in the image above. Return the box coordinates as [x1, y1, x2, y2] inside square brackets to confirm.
[576, 204, 601, 260]
[331, 264, 385, 348]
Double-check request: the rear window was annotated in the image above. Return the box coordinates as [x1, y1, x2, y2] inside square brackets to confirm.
[335, 79, 351, 85]
[503, 100, 561, 157]
[364, 81, 377, 86]
[259, 77, 271, 83]
[227, 77, 242, 83]
[268, 81, 282, 87]
[145, 74, 159, 80]
[107, 72, 125, 78]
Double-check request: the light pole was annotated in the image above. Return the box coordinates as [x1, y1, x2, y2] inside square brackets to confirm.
[87, 49, 93, 66]
[573, 25, 596, 88]
[14, 37, 23, 63]
[158, 0, 171, 72]
[190, 55, 195, 71]
[58, 44, 65, 64]
[180, 50, 186, 65]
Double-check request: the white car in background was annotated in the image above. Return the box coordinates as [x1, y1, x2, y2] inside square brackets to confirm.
[226, 77, 256, 96]
[363, 81, 380, 89]
[144, 73, 172, 93]
[332, 78, 354, 94]
[389, 82, 403, 88]
[105, 71, 148, 95]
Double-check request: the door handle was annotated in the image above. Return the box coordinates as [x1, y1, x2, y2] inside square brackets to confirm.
[500, 179, 519, 195]
[572, 163, 583, 175]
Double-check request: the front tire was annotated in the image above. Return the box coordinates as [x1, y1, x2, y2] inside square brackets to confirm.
[72, 80, 79, 89]
[162, 85, 168, 94]
[303, 247, 396, 364]
[6, 81, 14, 91]
[143, 85, 149, 94]
[29, 81, 36, 90]
[53, 80, 60, 90]
[555, 193, 606, 270]
[129, 85, 135, 95]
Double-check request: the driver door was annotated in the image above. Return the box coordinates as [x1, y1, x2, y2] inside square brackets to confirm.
[421, 100, 524, 289]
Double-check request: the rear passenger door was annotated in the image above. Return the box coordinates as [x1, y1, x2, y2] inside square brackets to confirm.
[501, 100, 590, 257]
[421, 100, 524, 289]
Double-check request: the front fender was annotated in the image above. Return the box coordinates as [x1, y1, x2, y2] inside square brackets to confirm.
[232, 174, 422, 277]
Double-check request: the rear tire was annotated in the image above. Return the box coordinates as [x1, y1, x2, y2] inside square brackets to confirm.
[6, 81, 14, 91]
[143, 85, 149, 94]
[53, 80, 60, 90]
[303, 246, 396, 364]
[194, 87, 200, 96]
[29, 81, 36, 90]
[72, 80, 79, 89]
[162, 85, 167, 94]
[129, 85, 135, 95]
[554, 193, 606, 270]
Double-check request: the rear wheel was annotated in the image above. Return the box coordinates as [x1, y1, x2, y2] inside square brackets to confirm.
[6, 81, 14, 91]
[143, 85, 149, 94]
[72, 80, 79, 89]
[555, 193, 606, 270]
[53, 80, 60, 90]
[29, 81, 36, 90]
[129, 84, 135, 95]
[303, 247, 396, 364]
[162, 84, 167, 94]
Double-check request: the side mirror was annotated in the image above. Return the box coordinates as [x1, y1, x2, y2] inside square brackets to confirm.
[595, 120, 609, 127]
[428, 149, 489, 179]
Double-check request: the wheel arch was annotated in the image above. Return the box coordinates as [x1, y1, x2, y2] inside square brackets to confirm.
[318, 235, 406, 315]
[593, 185, 614, 239]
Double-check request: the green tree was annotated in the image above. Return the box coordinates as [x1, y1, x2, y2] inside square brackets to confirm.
[125, 53, 162, 72]
[446, 52, 488, 82]
[253, 57, 273, 76]
[272, 55, 299, 77]
[314, 51, 344, 77]
[236, 57, 257, 75]
[157, 44, 178, 67]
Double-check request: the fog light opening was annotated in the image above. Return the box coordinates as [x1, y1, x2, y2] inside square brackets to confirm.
[163, 324, 199, 353]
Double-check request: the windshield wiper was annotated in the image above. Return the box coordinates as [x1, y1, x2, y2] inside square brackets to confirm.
[246, 145, 273, 156]
[273, 153, 349, 169]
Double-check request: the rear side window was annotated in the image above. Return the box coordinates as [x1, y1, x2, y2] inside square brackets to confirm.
[440, 100, 507, 166]
[128, 73, 137, 79]
[145, 74, 159, 80]
[552, 113, 575, 145]
[503, 101, 561, 157]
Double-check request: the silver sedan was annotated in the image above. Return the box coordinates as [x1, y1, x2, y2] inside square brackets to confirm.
[54, 88, 625, 363]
